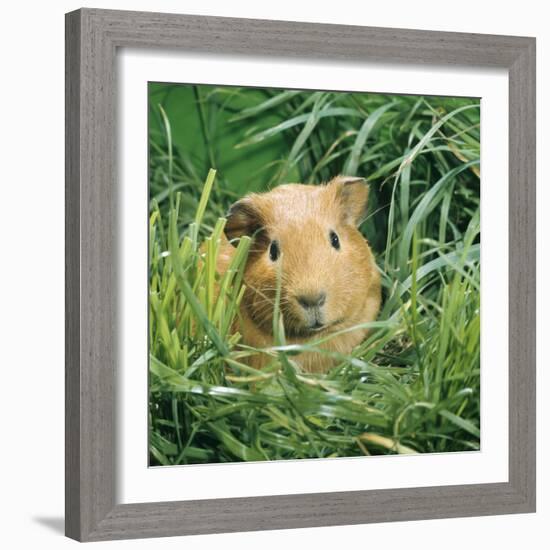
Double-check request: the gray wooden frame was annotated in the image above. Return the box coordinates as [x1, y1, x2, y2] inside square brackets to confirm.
[65, 7, 536, 542]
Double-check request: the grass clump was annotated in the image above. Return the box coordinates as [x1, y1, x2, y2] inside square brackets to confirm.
[148, 85, 481, 465]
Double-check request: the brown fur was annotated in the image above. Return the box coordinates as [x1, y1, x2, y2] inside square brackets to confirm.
[217, 175, 381, 373]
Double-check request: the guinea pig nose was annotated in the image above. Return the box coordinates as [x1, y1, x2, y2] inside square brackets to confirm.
[297, 291, 326, 309]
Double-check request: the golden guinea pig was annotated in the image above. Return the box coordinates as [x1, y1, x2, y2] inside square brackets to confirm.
[216, 175, 381, 373]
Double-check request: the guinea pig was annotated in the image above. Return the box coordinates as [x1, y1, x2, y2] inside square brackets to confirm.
[217, 175, 381, 373]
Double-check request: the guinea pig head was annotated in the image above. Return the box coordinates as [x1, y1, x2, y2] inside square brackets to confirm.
[224, 176, 376, 339]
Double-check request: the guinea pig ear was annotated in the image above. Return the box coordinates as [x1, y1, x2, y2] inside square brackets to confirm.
[224, 197, 264, 247]
[330, 175, 370, 226]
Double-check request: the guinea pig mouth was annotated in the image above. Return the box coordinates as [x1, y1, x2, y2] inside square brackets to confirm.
[287, 317, 342, 338]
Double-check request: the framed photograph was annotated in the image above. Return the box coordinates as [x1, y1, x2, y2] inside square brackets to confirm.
[65, 8, 536, 542]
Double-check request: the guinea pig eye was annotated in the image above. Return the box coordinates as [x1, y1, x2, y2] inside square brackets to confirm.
[329, 230, 340, 250]
[269, 240, 280, 262]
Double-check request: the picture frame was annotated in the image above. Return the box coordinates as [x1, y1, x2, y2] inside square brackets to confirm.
[65, 7, 536, 542]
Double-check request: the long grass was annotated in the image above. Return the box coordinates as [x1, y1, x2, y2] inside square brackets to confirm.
[148, 85, 481, 465]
